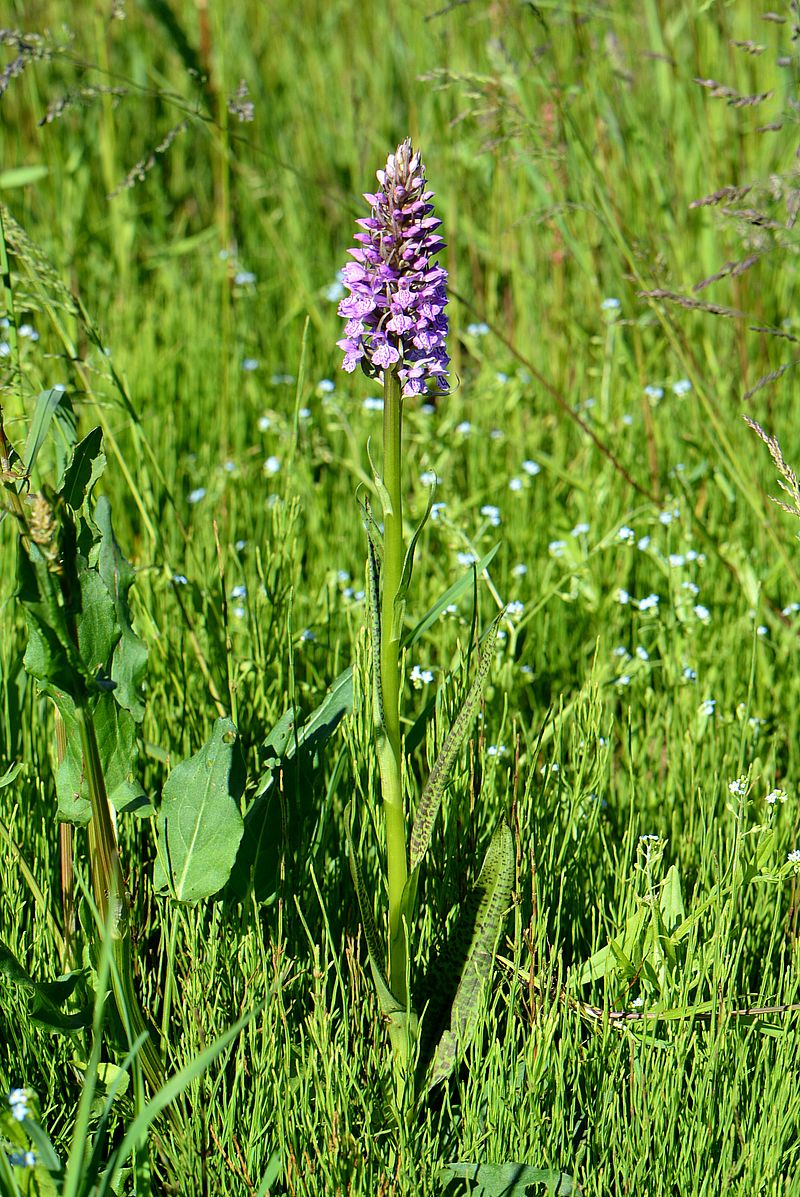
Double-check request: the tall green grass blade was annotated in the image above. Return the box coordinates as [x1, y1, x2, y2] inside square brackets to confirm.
[22, 387, 70, 477]
[343, 804, 398, 1017]
[404, 544, 499, 649]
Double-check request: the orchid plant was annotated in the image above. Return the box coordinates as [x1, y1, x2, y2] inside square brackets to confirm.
[338, 140, 514, 1107]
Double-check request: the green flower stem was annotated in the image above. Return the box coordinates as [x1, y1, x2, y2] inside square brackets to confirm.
[76, 701, 167, 1103]
[380, 368, 409, 1006]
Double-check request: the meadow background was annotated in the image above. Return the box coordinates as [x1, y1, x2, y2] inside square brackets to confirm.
[2, 1, 800, 1193]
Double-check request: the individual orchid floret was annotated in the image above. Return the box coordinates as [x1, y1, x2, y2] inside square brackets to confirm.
[337, 138, 449, 399]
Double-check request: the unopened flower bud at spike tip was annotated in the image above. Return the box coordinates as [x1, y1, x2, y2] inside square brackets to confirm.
[337, 138, 449, 399]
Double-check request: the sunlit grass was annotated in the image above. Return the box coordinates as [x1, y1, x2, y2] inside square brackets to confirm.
[2, 2, 800, 1194]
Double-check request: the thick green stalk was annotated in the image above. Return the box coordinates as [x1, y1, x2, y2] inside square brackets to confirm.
[379, 369, 408, 1005]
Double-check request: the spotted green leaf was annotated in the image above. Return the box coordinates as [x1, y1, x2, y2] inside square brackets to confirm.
[409, 614, 502, 873]
[427, 821, 515, 1088]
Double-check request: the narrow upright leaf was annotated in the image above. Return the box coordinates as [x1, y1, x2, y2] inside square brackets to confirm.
[427, 822, 515, 1088]
[410, 614, 502, 872]
[94, 497, 148, 720]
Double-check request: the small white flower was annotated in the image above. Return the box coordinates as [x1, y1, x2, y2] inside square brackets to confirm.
[765, 789, 787, 805]
[8, 1150, 36, 1168]
[668, 553, 685, 568]
[506, 600, 524, 618]
[601, 296, 621, 311]
[188, 487, 206, 504]
[456, 421, 472, 434]
[617, 525, 635, 543]
[271, 373, 295, 385]
[300, 629, 316, 642]
[630, 995, 644, 1009]
[672, 379, 692, 396]
[548, 540, 567, 558]
[8, 1089, 28, 1121]
[512, 563, 528, 577]
[486, 744, 508, 757]
[325, 279, 346, 302]
[19, 323, 38, 341]
[622, 413, 633, 426]
[421, 402, 435, 414]
[682, 581, 700, 597]
[612, 646, 630, 659]
[699, 698, 716, 716]
[509, 477, 523, 492]
[231, 584, 247, 599]
[756, 625, 768, 637]
[318, 378, 335, 393]
[242, 357, 259, 372]
[728, 776, 748, 797]
[637, 593, 660, 612]
[420, 469, 438, 487]
[683, 666, 697, 682]
[637, 535, 651, 551]
[635, 646, 649, 661]
[410, 664, 434, 688]
[362, 396, 384, 411]
[490, 428, 503, 440]
[431, 502, 446, 521]
[617, 588, 631, 605]
[235, 539, 247, 552]
[496, 371, 508, 384]
[481, 504, 501, 527]
[457, 551, 478, 566]
[467, 322, 490, 336]
[644, 384, 664, 400]
[783, 602, 800, 617]
[257, 414, 271, 431]
[234, 270, 257, 286]
[693, 604, 710, 623]
[572, 522, 590, 536]
[788, 849, 800, 865]
[264, 455, 281, 475]
[172, 574, 189, 585]
[522, 459, 541, 476]
[659, 509, 679, 525]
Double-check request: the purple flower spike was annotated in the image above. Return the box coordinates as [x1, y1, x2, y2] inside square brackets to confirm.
[337, 139, 449, 398]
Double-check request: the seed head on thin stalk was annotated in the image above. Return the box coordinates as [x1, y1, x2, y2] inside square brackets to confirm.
[745, 415, 800, 519]
[337, 139, 449, 398]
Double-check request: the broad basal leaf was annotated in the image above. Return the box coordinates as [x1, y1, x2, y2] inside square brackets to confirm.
[440, 1161, 578, 1196]
[154, 718, 245, 902]
[51, 690, 148, 825]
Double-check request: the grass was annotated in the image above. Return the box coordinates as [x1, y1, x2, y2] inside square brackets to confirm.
[2, 1, 800, 1193]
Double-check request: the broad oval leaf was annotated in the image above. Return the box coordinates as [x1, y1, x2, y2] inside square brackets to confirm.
[154, 718, 245, 902]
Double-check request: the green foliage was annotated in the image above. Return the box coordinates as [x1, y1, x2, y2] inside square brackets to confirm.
[2, 1, 800, 1193]
[154, 718, 245, 902]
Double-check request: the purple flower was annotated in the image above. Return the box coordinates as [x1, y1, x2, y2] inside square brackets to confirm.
[337, 139, 449, 399]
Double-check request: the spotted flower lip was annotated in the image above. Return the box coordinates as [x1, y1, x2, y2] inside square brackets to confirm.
[337, 138, 449, 399]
